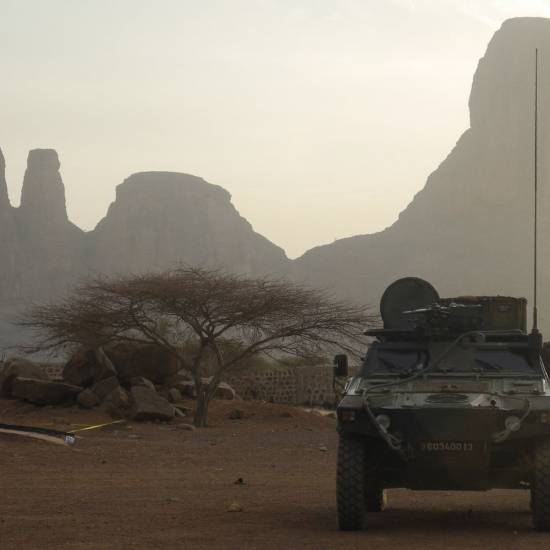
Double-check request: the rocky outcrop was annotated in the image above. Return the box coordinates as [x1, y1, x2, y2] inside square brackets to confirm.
[0, 148, 88, 328]
[90, 171, 287, 276]
[292, 17, 550, 330]
[13, 149, 87, 302]
[18, 149, 68, 224]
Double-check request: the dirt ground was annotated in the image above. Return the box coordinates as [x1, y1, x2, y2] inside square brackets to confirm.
[0, 398, 549, 550]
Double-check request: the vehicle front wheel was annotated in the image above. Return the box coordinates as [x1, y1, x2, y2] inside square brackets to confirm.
[531, 439, 550, 531]
[337, 433, 367, 530]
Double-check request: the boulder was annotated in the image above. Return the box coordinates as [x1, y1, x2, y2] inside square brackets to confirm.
[200, 379, 236, 400]
[63, 350, 95, 386]
[0, 357, 49, 397]
[101, 387, 130, 418]
[167, 388, 183, 403]
[11, 377, 82, 405]
[76, 388, 100, 409]
[129, 386, 175, 422]
[130, 376, 156, 391]
[105, 343, 180, 384]
[63, 348, 116, 387]
[92, 376, 120, 400]
[215, 382, 236, 400]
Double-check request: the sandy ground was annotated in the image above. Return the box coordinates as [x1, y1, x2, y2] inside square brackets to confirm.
[0, 398, 549, 550]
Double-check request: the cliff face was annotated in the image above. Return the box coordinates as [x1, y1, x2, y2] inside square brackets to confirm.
[90, 172, 288, 276]
[292, 17, 550, 329]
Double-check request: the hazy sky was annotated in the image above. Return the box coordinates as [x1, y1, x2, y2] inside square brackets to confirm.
[2, 0, 550, 258]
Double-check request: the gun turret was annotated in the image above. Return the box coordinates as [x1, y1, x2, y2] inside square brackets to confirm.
[403, 302, 483, 335]
[376, 277, 527, 337]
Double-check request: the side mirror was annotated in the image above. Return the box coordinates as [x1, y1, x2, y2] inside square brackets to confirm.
[333, 354, 349, 377]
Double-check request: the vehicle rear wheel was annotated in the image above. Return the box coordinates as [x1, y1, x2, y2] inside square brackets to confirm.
[337, 433, 366, 530]
[531, 439, 550, 531]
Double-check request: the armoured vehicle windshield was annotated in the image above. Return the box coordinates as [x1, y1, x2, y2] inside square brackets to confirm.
[362, 345, 540, 376]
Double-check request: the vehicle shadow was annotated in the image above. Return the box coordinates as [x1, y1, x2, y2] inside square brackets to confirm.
[295, 490, 549, 542]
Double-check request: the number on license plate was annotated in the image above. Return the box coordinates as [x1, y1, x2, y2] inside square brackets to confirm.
[420, 441, 474, 452]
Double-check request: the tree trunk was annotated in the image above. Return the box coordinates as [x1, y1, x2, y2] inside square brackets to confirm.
[193, 384, 212, 428]
[193, 372, 225, 427]
[194, 389, 210, 427]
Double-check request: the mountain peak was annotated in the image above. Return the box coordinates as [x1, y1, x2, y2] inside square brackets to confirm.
[19, 149, 67, 223]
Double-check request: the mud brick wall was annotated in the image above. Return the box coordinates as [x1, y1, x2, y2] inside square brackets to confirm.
[225, 365, 359, 407]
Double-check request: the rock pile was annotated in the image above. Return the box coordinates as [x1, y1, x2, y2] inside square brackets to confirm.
[0, 346, 236, 422]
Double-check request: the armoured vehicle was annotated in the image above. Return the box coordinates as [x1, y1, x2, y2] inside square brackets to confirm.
[334, 277, 550, 531]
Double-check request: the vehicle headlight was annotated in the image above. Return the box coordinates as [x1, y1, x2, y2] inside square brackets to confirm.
[505, 415, 521, 432]
[375, 414, 391, 431]
[339, 410, 356, 422]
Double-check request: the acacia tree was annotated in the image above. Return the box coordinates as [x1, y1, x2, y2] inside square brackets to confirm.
[19, 267, 376, 426]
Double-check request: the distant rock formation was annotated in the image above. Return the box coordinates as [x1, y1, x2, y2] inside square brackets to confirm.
[90, 172, 287, 276]
[2, 17, 550, 348]
[0, 151, 288, 347]
[292, 17, 550, 329]
[12, 149, 86, 301]
[19, 149, 68, 223]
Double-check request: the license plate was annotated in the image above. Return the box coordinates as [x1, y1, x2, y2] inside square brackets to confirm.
[420, 441, 474, 452]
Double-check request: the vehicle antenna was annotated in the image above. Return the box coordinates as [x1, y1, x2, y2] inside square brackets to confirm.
[533, 48, 540, 334]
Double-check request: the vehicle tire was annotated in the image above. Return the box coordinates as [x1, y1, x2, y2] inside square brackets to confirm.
[365, 486, 386, 513]
[337, 433, 366, 530]
[531, 438, 550, 531]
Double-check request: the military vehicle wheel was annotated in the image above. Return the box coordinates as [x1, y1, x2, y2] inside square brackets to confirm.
[365, 486, 386, 513]
[531, 439, 550, 531]
[337, 433, 366, 530]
